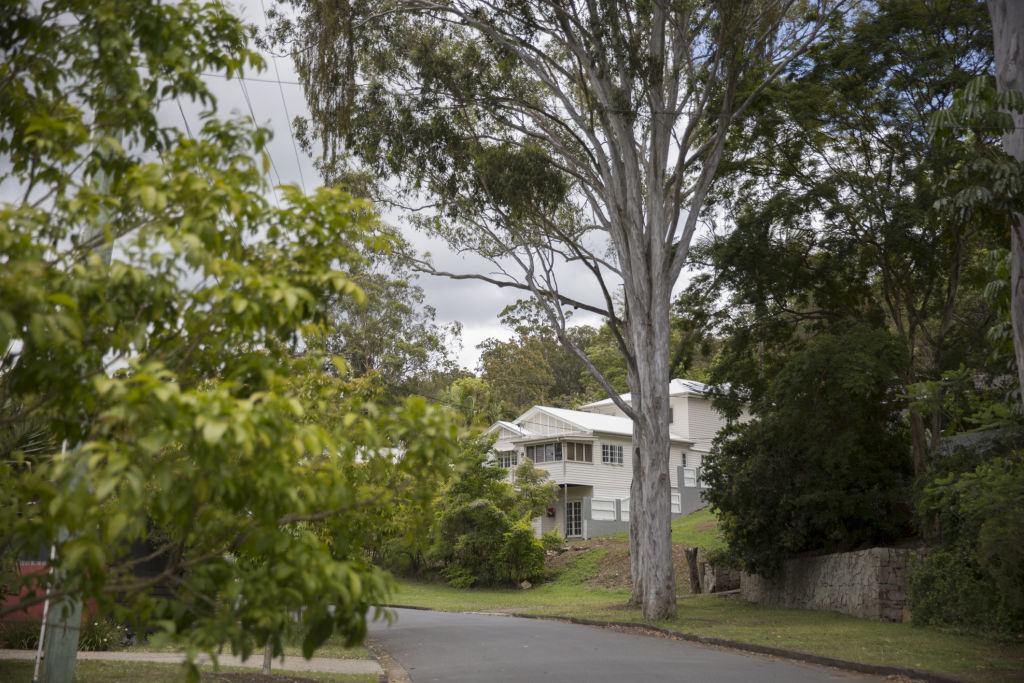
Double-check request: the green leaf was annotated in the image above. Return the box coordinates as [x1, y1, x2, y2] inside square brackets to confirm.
[106, 512, 128, 541]
[202, 421, 229, 445]
[140, 185, 158, 210]
[301, 615, 334, 659]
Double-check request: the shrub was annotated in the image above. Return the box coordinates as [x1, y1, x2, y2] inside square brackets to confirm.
[540, 530, 564, 551]
[911, 450, 1024, 637]
[430, 439, 555, 587]
[497, 519, 546, 584]
[0, 616, 127, 651]
[78, 618, 129, 651]
[0, 619, 41, 649]
[703, 327, 913, 577]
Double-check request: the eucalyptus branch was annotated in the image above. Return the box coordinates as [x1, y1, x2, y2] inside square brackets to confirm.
[408, 258, 610, 318]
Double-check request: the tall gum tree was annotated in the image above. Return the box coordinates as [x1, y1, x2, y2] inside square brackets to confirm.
[277, 0, 843, 618]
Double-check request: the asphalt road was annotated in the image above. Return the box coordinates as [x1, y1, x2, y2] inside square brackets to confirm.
[366, 608, 882, 683]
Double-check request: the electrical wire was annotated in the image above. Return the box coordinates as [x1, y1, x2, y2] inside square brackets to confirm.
[259, 0, 307, 193]
[176, 98, 194, 140]
[237, 76, 283, 207]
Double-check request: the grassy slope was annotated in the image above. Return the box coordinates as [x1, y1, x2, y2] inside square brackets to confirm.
[669, 506, 728, 551]
[390, 509, 1024, 683]
[599, 506, 728, 551]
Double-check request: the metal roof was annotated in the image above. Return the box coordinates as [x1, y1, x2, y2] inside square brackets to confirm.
[577, 378, 713, 410]
[510, 405, 691, 444]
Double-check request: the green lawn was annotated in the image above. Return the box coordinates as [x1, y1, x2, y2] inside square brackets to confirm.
[392, 577, 1024, 683]
[127, 632, 370, 660]
[0, 659, 378, 682]
[392, 575, 628, 612]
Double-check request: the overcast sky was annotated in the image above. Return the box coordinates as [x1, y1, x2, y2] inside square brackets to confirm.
[1, 2, 615, 372]
[155, 4, 488, 370]
[166, 1, 618, 371]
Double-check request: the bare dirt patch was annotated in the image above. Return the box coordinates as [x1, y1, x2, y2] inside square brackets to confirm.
[695, 520, 720, 533]
[545, 537, 699, 594]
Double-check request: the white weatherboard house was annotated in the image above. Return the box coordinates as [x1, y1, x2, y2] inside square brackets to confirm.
[487, 379, 735, 540]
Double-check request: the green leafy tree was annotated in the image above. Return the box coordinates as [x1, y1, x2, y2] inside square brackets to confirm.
[477, 300, 598, 415]
[697, 0, 997, 473]
[437, 376, 507, 430]
[321, 229, 462, 401]
[276, 0, 842, 618]
[929, 76, 1024, 408]
[0, 0, 459, 675]
[702, 326, 914, 576]
[986, 0, 1024, 412]
[430, 437, 555, 587]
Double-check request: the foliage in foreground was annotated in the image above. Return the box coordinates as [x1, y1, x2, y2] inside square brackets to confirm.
[0, 0, 459, 671]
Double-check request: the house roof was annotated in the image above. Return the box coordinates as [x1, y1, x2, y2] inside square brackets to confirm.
[577, 378, 713, 410]
[512, 406, 691, 444]
[486, 420, 531, 437]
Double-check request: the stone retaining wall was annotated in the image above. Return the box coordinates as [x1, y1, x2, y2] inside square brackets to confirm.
[740, 547, 914, 622]
[701, 563, 741, 593]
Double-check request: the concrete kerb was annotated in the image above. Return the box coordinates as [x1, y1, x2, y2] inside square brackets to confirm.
[364, 638, 410, 683]
[377, 605, 967, 683]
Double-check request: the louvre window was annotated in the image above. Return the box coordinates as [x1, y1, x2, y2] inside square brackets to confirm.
[526, 443, 562, 463]
[525, 441, 595, 464]
[564, 442, 593, 462]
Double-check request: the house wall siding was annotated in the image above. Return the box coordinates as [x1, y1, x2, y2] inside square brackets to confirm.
[530, 436, 633, 499]
[668, 445, 685, 489]
[688, 399, 727, 451]
[670, 396, 689, 437]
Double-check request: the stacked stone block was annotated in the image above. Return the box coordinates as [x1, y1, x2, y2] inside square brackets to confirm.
[740, 547, 914, 622]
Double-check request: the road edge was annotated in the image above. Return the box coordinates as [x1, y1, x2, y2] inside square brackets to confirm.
[378, 604, 967, 683]
[364, 637, 410, 683]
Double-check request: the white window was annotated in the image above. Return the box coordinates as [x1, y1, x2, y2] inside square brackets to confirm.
[496, 451, 517, 469]
[566, 500, 582, 537]
[601, 444, 624, 464]
[683, 467, 698, 488]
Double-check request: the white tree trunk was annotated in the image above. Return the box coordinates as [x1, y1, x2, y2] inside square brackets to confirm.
[623, 266, 676, 619]
[989, 0, 1024, 411]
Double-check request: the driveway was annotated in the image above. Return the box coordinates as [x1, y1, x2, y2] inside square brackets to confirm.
[367, 608, 882, 682]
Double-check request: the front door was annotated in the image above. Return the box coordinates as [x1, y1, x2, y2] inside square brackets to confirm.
[566, 500, 582, 537]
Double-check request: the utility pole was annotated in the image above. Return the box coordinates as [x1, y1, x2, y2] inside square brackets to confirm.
[39, 139, 117, 683]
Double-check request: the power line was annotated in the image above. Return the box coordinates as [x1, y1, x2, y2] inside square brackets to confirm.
[259, 0, 307, 194]
[237, 76, 283, 207]
[176, 98, 194, 140]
